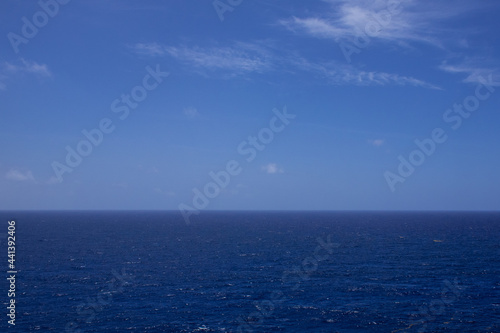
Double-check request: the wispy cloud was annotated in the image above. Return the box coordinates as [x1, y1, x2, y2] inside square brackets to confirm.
[133, 42, 166, 57]
[289, 55, 441, 89]
[5, 169, 35, 182]
[1, 58, 51, 90]
[132, 42, 438, 88]
[439, 59, 500, 86]
[132, 42, 273, 75]
[280, 0, 481, 48]
[262, 163, 284, 174]
[4, 58, 52, 77]
[277, 1, 500, 88]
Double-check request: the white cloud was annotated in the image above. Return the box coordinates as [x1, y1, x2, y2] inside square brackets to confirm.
[280, 0, 481, 48]
[333, 67, 439, 88]
[133, 41, 438, 88]
[285, 17, 348, 39]
[368, 139, 385, 147]
[1, 58, 51, 90]
[132, 42, 273, 75]
[262, 163, 284, 174]
[167, 45, 272, 73]
[183, 107, 200, 119]
[132, 42, 166, 56]
[289, 55, 441, 89]
[280, 1, 500, 88]
[4, 59, 52, 77]
[439, 60, 500, 86]
[5, 169, 35, 182]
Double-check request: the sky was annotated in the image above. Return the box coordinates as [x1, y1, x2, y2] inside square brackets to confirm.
[0, 0, 499, 212]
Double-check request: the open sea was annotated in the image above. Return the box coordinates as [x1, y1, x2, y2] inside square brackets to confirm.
[0, 211, 499, 332]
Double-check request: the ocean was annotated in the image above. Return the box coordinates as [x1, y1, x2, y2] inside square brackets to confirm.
[1, 211, 499, 332]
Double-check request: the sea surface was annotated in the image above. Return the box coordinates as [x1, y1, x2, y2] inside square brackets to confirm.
[0, 211, 499, 332]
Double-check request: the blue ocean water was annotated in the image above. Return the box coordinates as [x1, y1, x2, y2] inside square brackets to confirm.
[0, 211, 499, 332]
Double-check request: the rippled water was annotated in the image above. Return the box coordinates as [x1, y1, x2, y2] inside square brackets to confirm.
[1, 211, 499, 332]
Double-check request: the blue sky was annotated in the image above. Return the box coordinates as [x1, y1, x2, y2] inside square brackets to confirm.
[1, 0, 499, 211]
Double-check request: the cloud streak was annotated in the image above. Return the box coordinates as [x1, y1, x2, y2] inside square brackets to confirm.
[0, 58, 51, 90]
[280, 0, 483, 48]
[439, 59, 500, 86]
[131, 42, 439, 88]
[4, 58, 52, 77]
[5, 169, 35, 182]
[288, 55, 441, 89]
[132, 42, 273, 75]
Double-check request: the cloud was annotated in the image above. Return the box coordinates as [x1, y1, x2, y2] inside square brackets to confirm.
[289, 55, 441, 89]
[5, 169, 35, 182]
[133, 41, 438, 89]
[133, 42, 166, 56]
[279, 1, 500, 88]
[439, 60, 500, 86]
[4, 58, 52, 77]
[132, 42, 273, 76]
[1, 58, 51, 90]
[183, 107, 200, 119]
[284, 17, 348, 39]
[280, 0, 481, 48]
[368, 139, 385, 147]
[262, 163, 284, 174]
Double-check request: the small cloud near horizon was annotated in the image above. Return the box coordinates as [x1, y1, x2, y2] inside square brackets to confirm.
[5, 169, 35, 182]
[262, 163, 284, 174]
[368, 139, 385, 147]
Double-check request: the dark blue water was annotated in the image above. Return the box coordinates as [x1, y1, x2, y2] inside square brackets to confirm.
[0, 211, 499, 332]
